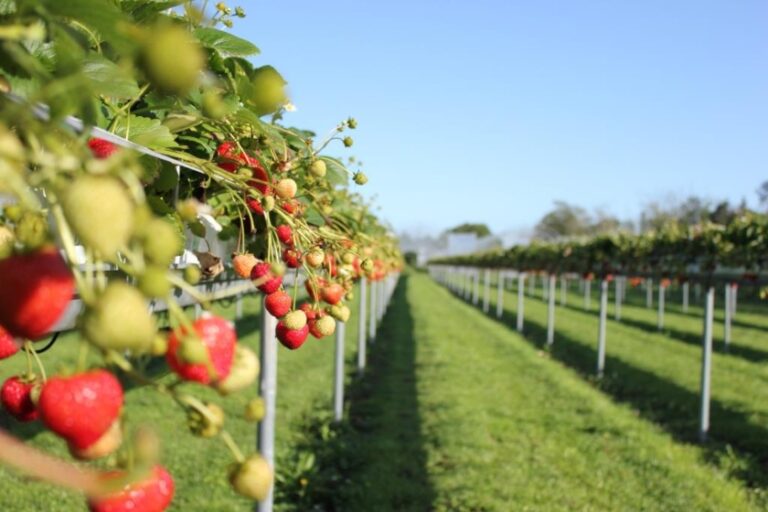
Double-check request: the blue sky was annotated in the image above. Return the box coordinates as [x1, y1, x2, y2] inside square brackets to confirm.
[233, 1, 768, 236]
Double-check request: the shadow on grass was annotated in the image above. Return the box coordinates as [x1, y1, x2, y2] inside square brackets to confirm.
[455, 288, 768, 491]
[529, 291, 768, 364]
[275, 275, 437, 511]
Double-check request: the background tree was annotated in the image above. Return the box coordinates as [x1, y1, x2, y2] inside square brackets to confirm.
[533, 201, 591, 240]
[446, 223, 492, 238]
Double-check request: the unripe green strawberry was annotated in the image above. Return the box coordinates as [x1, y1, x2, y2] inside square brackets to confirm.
[176, 199, 199, 222]
[353, 171, 368, 185]
[62, 175, 134, 259]
[229, 455, 273, 501]
[306, 249, 324, 268]
[138, 266, 171, 298]
[347, 117, 357, 129]
[216, 345, 259, 395]
[187, 402, 224, 438]
[361, 258, 374, 273]
[244, 398, 265, 422]
[328, 304, 350, 323]
[151, 334, 169, 356]
[0, 225, 14, 258]
[342, 252, 355, 264]
[274, 178, 297, 200]
[309, 159, 326, 178]
[250, 65, 288, 117]
[142, 218, 182, 266]
[140, 25, 205, 95]
[314, 315, 336, 337]
[4, 204, 22, 222]
[184, 265, 202, 285]
[283, 310, 307, 330]
[83, 282, 156, 352]
[262, 195, 275, 212]
[15, 211, 48, 249]
[343, 136, 353, 147]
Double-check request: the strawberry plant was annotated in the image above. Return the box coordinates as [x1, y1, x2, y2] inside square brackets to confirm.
[0, 0, 401, 508]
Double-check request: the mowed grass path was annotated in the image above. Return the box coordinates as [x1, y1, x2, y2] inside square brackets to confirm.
[318, 271, 756, 511]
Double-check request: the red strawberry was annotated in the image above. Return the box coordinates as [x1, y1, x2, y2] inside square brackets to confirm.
[276, 322, 309, 350]
[276, 225, 292, 245]
[310, 315, 336, 339]
[0, 248, 75, 339]
[265, 290, 291, 318]
[166, 315, 237, 384]
[0, 326, 19, 359]
[321, 283, 345, 305]
[216, 142, 270, 194]
[39, 370, 123, 451]
[251, 262, 282, 294]
[247, 198, 264, 215]
[281, 200, 299, 215]
[1, 375, 38, 422]
[87, 138, 118, 159]
[325, 254, 338, 277]
[282, 248, 301, 269]
[298, 302, 318, 321]
[89, 465, 174, 512]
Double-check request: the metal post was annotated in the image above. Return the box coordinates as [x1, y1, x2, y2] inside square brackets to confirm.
[357, 279, 367, 374]
[646, 278, 653, 308]
[369, 279, 377, 343]
[483, 269, 491, 313]
[378, 277, 385, 320]
[333, 321, 346, 421]
[731, 284, 738, 317]
[615, 277, 622, 321]
[517, 273, 525, 333]
[597, 279, 608, 377]
[546, 274, 556, 346]
[257, 301, 278, 512]
[473, 270, 480, 305]
[658, 283, 665, 331]
[585, 279, 591, 310]
[699, 286, 714, 442]
[496, 271, 504, 318]
[682, 281, 689, 313]
[235, 293, 243, 320]
[724, 284, 732, 351]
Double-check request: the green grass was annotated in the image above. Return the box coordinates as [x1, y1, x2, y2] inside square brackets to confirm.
[476, 273, 768, 503]
[293, 271, 757, 510]
[2, 272, 764, 510]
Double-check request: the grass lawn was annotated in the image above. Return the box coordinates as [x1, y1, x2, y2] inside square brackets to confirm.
[299, 271, 757, 510]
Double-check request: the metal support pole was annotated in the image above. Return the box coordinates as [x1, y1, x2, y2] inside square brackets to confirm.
[585, 279, 591, 310]
[646, 278, 653, 308]
[517, 273, 525, 333]
[357, 279, 367, 374]
[546, 274, 556, 346]
[682, 281, 689, 313]
[731, 284, 738, 317]
[496, 271, 504, 318]
[378, 277, 385, 321]
[473, 270, 480, 305]
[597, 279, 608, 377]
[699, 286, 714, 442]
[369, 279, 377, 343]
[483, 269, 491, 313]
[257, 301, 278, 512]
[333, 321, 346, 422]
[614, 277, 622, 321]
[658, 284, 665, 331]
[724, 284, 732, 352]
[235, 293, 243, 320]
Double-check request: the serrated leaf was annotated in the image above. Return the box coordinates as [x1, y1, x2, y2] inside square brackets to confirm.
[82, 54, 140, 100]
[112, 115, 177, 149]
[194, 27, 259, 58]
[42, 0, 132, 52]
[319, 156, 349, 186]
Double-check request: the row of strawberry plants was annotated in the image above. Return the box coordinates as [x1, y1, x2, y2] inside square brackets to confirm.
[0, 1, 400, 510]
[432, 216, 768, 280]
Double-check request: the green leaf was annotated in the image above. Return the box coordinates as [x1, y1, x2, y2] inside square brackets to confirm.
[320, 156, 349, 186]
[112, 115, 177, 149]
[42, 0, 133, 52]
[82, 54, 140, 100]
[194, 27, 259, 58]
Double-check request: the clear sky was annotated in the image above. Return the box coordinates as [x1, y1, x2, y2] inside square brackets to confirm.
[232, 1, 768, 235]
